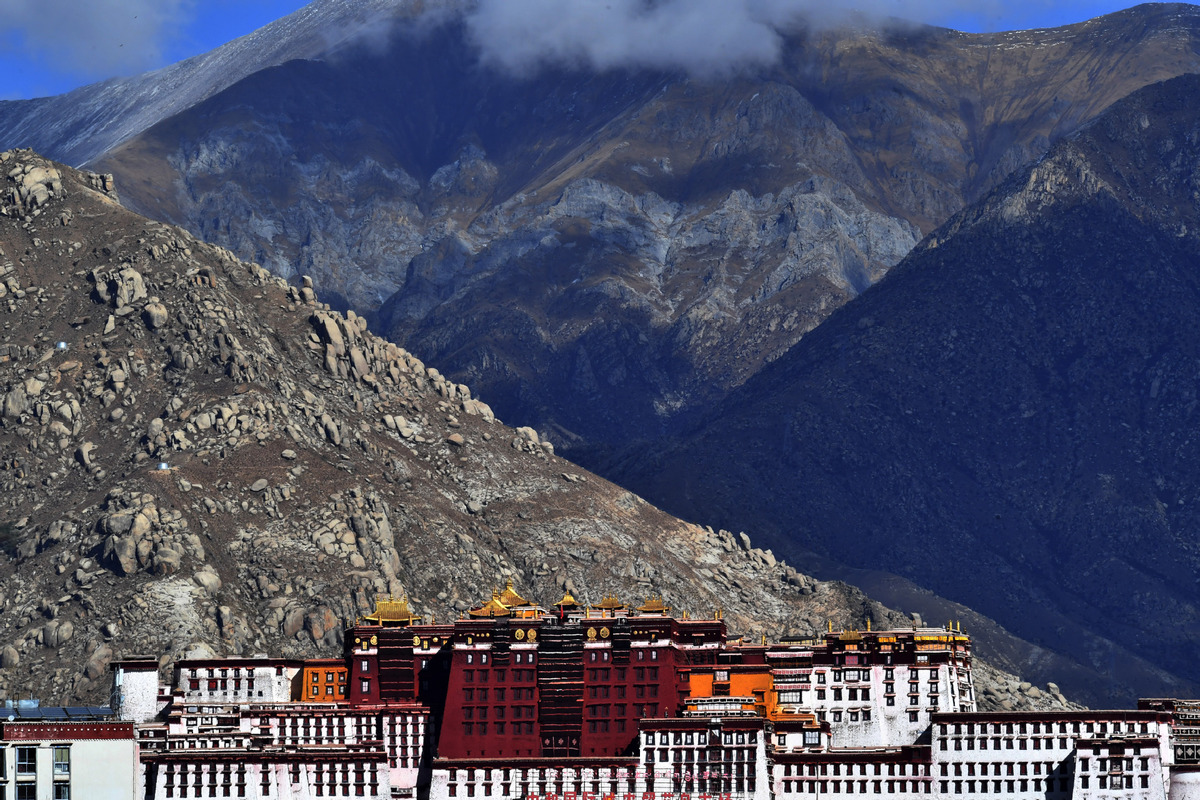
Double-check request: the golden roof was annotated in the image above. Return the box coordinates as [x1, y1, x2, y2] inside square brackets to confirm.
[499, 579, 533, 608]
[637, 595, 671, 614]
[594, 594, 625, 611]
[468, 590, 512, 618]
[555, 591, 580, 608]
[364, 595, 421, 626]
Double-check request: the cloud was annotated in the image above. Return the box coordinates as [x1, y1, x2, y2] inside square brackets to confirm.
[0, 0, 193, 83]
[462, 0, 1005, 79]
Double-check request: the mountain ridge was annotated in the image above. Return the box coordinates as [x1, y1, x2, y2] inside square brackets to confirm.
[81, 3, 1200, 465]
[0, 0, 426, 168]
[613, 72, 1200, 707]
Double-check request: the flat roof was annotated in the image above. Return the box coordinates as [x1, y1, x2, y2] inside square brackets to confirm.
[0, 706, 115, 721]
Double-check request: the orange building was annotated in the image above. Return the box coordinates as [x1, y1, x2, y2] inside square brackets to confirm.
[687, 664, 774, 714]
[301, 657, 347, 702]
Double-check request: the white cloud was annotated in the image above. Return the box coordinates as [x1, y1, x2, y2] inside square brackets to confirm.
[462, 0, 1006, 79]
[0, 0, 193, 82]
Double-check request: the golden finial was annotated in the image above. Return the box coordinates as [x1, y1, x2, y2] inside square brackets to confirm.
[866, 618, 871, 631]
[827, 620, 833, 633]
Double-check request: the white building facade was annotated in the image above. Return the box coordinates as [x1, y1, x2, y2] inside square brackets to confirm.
[0, 719, 137, 800]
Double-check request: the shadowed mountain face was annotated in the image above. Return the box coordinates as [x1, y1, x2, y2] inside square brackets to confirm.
[68, 4, 1200, 462]
[616, 73, 1200, 707]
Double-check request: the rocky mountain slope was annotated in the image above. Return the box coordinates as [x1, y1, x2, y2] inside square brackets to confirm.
[0, 0, 414, 169]
[70, 3, 1199, 465]
[617, 73, 1200, 708]
[0, 148, 1072, 713]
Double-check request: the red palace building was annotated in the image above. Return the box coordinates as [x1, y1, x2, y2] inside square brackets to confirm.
[348, 584, 726, 762]
[110, 580, 1200, 800]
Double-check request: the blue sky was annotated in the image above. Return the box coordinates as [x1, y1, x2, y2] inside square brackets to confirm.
[0, 0, 1146, 101]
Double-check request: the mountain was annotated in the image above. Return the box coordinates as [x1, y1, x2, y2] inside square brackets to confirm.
[6, 3, 1193, 465]
[2, 2, 1196, 708]
[2, 147, 1069, 709]
[616, 73, 1200, 707]
[0, 0, 414, 169]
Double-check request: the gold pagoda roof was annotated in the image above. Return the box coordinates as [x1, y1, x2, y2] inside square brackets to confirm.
[499, 579, 534, 608]
[637, 595, 671, 614]
[594, 594, 625, 610]
[468, 590, 512, 618]
[364, 595, 421, 626]
[555, 591, 580, 608]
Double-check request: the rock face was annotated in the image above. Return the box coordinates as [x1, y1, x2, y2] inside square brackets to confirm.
[619, 74, 1200, 708]
[0, 148, 1075, 711]
[60, 5, 1200, 464]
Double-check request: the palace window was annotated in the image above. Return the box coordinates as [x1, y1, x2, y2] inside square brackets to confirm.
[53, 746, 70, 775]
[17, 747, 36, 775]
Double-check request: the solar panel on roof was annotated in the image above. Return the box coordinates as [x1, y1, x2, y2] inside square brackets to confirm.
[3, 706, 114, 721]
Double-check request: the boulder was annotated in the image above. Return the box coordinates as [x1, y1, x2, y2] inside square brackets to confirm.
[193, 568, 222, 595]
[313, 313, 346, 357]
[0, 645, 18, 669]
[103, 535, 138, 575]
[283, 608, 305, 638]
[2, 385, 28, 418]
[143, 301, 169, 328]
[114, 267, 147, 308]
[83, 644, 113, 680]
